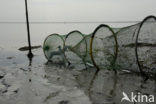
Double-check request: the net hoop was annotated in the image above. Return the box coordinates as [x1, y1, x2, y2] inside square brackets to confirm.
[90, 24, 118, 70]
[64, 30, 87, 64]
[43, 33, 65, 61]
[135, 15, 156, 74]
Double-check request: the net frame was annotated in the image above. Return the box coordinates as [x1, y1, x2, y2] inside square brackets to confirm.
[43, 33, 65, 61]
[64, 30, 88, 65]
[135, 15, 156, 75]
[90, 24, 118, 71]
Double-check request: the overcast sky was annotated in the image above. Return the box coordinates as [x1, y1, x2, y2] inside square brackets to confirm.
[0, 0, 156, 22]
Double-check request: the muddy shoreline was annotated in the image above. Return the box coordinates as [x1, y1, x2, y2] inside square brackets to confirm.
[0, 47, 156, 104]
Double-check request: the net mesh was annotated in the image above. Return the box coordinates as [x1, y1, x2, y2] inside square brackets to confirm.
[116, 23, 140, 72]
[43, 34, 65, 63]
[64, 31, 87, 65]
[136, 16, 156, 73]
[90, 24, 118, 70]
[43, 15, 156, 74]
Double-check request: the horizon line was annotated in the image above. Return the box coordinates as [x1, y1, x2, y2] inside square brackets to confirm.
[0, 21, 141, 24]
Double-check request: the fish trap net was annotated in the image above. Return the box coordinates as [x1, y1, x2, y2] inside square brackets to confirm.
[115, 16, 156, 73]
[64, 31, 87, 66]
[136, 16, 156, 73]
[43, 15, 156, 74]
[43, 34, 66, 63]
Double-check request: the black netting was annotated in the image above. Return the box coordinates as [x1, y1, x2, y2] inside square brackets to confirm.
[90, 24, 118, 70]
[116, 23, 140, 72]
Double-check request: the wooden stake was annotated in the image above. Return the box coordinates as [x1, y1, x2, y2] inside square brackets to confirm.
[25, 0, 33, 58]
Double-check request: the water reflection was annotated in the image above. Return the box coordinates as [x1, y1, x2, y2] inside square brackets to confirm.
[44, 62, 156, 104]
[27, 55, 33, 67]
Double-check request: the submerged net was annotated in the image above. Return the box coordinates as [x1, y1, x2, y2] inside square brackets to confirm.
[43, 34, 65, 63]
[43, 15, 156, 74]
[64, 31, 87, 65]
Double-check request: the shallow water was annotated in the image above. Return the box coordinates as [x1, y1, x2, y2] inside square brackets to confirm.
[0, 47, 155, 104]
[0, 23, 156, 104]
